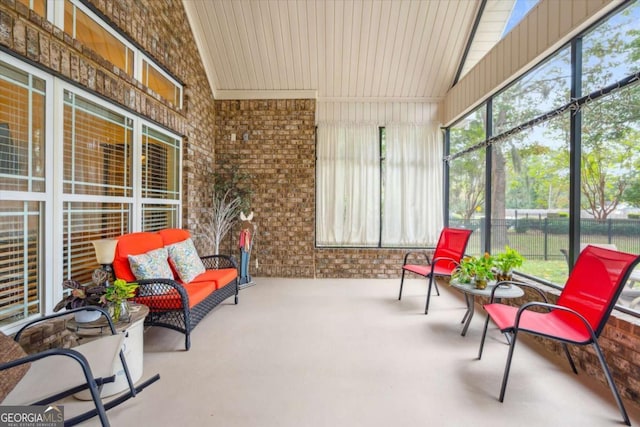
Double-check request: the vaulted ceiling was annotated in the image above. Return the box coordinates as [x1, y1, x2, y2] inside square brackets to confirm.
[183, 0, 516, 101]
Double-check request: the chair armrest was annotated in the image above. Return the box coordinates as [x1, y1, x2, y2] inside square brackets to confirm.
[200, 254, 238, 270]
[514, 301, 597, 342]
[14, 307, 115, 342]
[0, 346, 93, 373]
[402, 250, 432, 266]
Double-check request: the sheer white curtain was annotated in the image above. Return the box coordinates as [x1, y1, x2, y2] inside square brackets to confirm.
[382, 124, 443, 246]
[316, 124, 380, 246]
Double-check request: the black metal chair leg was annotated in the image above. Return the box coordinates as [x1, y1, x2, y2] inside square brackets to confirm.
[561, 343, 578, 374]
[398, 269, 406, 300]
[478, 313, 491, 359]
[433, 278, 440, 296]
[592, 341, 631, 426]
[425, 275, 434, 314]
[499, 330, 519, 402]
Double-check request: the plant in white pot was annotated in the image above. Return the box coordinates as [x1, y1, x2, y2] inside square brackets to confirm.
[53, 279, 106, 323]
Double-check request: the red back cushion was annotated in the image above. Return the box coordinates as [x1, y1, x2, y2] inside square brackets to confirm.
[113, 232, 164, 282]
[158, 228, 191, 246]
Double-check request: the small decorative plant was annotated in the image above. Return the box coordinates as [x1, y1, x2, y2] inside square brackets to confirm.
[473, 252, 495, 287]
[453, 253, 495, 289]
[494, 246, 524, 281]
[101, 279, 139, 322]
[452, 256, 475, 284]
[53, 279, 106, 312]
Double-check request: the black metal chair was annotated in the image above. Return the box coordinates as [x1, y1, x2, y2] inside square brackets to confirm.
[478, 245, 640, 426]
[0, 307, 160, 426]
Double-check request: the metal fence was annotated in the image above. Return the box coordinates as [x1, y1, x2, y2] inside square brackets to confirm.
[449, 217, 640, 260]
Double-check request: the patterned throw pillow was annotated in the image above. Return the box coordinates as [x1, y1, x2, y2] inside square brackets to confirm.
[128, 247, 174, 281]
[166, 238, 206, 283]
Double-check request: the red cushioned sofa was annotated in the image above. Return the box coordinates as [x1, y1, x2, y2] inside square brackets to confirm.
[112, 228, 238, 350]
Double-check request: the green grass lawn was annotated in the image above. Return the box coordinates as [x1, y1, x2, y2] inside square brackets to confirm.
[517, 259, 568, 285]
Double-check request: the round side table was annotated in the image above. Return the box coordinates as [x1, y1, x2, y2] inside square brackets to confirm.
[67, 303, 148, 399]
[450, 281, 524, 336]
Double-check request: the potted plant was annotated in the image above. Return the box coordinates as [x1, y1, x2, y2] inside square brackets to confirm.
[53, 279, 106, 323]
[452, 256, 475, 284]
[494, 245, 524, 282]
[473, 252, 495, 289]
[101, 279, 139, 322]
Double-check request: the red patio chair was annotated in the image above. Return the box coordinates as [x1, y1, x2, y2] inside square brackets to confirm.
[478, 245, 640, 426]
[398, 227, 473, 314]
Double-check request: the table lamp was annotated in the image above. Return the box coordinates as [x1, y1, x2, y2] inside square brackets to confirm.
[91, 239, 118, 285]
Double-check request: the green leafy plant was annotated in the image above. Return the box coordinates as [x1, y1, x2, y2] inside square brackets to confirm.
[453, 253, 495, 283]
[452, 256, 475, 284]
[53, 279, 106, 312]
[494, 245, 525, 275]
[101, 279, 139, 322]
[473, 252, 495, 281]
[101, 279, 139, 305]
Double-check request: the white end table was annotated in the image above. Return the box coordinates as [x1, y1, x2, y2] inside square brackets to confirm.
[67, 303, 149, 399]
[450, 281, 524, 336]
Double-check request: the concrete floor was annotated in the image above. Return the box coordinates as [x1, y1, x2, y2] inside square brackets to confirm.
[71, 277, 640, 426]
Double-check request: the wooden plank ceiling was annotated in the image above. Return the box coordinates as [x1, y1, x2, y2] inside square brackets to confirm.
[183, 0, 490, 101]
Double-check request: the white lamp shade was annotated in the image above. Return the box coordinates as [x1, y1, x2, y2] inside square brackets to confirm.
[92, 239, 118, 265]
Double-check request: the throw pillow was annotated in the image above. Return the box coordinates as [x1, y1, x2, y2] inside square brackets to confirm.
[0, 332, 30, 402]
[128, 247, 174, 281]
[166, 238, 206, 283]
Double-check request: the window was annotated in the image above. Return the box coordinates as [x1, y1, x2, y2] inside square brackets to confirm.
[62, 0, 183, 108]
[446, 1, 640, 311]
[0, 48, 183, 328]
[142, 60, 183, 108]
[493, 46, 571, 135]
[64, 0, 134, 77]
[448, 106, 486, 255]
[141, 125, 181, 231]
[63, 91, 133, 196]
[317, 123, 443, 247]
[382, 124, 442, 246]
[0, 60, 48, 326]
[582, 4, 640, 94]
[316, 125, 380, 246]
[490, 113, 570, 285]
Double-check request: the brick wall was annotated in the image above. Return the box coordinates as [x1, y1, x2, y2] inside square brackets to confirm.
[215, 99, 316, 277]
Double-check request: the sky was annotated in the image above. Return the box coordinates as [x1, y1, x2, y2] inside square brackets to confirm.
[502, 0, 540, 38]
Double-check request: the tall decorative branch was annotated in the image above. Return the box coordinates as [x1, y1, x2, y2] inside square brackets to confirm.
[200, 189, 243, 254]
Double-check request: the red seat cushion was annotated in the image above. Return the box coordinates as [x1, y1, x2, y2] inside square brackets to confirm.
[135, 281, 217, 310]
[113, 232, 165, 282]
[158, 228, 191, 246]
[403, 263, 455, 277]
[484, 303, 591, 344]
[190, 268, 237, 290]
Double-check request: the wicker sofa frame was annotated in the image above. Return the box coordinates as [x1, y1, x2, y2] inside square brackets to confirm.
[127, 255, 238, 351]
